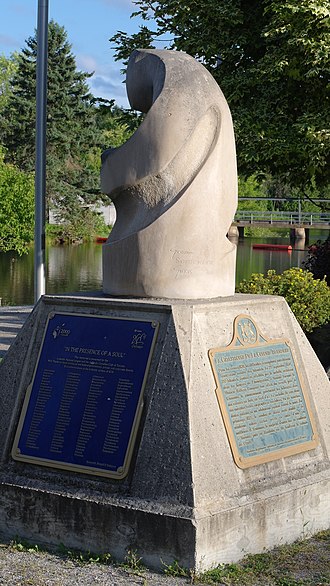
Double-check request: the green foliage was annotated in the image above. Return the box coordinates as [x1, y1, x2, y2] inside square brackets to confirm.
[193, 562, 251, 584]
[4, 529, 330, 585]
[11, 537, 45, 554]
[50, 209, 109, 244]
[243, 227, 290, 238]
[95, 99, 142, 151]
[238, 175, 267, 200]
[193, 532, 330, 585]
[303, 238, 330, 285]
[121, 549, 145, 573]
[238, 175, 268, 211]
[0, 21, 100, 218]
[0, 147, 34, 254]
[236, 268, 330, 332]
[317, 529, 330, 540]
[238, 175, 329, 215]
[111, 0, 330, 196]
[58, 543, 112, 565]
[110, 25, 157, 72]
[0, 53, 18, 110]
[162, 559, 190, 577]
[262, 176, 299, 211]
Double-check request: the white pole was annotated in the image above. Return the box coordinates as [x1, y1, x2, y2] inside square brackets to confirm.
[34, 0, 49, 303]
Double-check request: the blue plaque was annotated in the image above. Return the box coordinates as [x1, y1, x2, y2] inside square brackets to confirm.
[12, 312, 159, 478]
[209, 315, 318, 468]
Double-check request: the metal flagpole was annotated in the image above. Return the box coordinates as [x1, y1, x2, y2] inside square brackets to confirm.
[34, 0, 49, 303]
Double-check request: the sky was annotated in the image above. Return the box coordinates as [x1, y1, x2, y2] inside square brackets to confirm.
[0, 0, 148, 108]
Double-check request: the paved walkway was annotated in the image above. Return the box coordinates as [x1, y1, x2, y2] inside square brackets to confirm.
[0, 305, 32, 358]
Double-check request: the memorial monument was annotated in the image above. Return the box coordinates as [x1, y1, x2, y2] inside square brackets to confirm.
[101, 49, 237, 298]
[0, 49, 329, 572]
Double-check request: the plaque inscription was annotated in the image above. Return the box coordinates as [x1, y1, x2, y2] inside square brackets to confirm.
[12, 312, 159, 479]
[209, 315, 318, 468]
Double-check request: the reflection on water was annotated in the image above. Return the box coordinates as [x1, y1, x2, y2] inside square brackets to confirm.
[0, 248, 34, 306]
[0, 232, 328, 306]
[47, 243, 102, 294]
[235, 237, 309, 284]
[0, 243, 103, 306]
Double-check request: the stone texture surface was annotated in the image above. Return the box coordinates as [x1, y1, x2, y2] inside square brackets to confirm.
[0, 293, 329, 571]
[101, 49, 237, 299]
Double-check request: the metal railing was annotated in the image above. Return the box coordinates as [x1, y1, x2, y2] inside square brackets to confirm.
[234, 210, 330, 226]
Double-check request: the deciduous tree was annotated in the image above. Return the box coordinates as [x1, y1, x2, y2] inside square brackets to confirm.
[0, 53, 18, 111]
[0, 147, 34, 254]
[111, 0, 329, 199]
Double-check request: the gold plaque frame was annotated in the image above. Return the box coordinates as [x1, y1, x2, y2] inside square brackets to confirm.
[209, 314, 318, 469]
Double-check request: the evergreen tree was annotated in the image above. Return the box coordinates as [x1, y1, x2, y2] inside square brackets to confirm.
[0, 21, 100, 218]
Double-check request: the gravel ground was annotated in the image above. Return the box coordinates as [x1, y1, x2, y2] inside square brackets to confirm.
[0, 545, 189, 586]
[0, 532, 329, 586]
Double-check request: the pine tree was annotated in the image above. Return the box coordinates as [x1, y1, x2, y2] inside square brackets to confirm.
[0, 21, 100, 218]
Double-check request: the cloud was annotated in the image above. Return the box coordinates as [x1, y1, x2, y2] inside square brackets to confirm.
[76, 53, 129, 106]
[11, 3, 34, 17]
[100, 0, 134, 9]
[0, 34, 20, 48]
[76, 54, 99, 72]
[89, 74, 129, 107]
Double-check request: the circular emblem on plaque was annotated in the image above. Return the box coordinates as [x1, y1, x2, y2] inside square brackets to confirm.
[237, 317, 257, 345]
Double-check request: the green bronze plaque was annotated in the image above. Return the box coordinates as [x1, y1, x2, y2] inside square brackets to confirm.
[209, 315, 318, 468]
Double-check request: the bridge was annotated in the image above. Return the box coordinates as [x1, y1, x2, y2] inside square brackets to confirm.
[231, 199, 330, 241]
[234, 209, 330, 227]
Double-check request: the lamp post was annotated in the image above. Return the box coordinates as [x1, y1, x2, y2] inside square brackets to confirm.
[34, 0, 49, 303]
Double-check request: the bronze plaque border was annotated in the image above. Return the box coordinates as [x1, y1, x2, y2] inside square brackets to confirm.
[209, 314, 318, 469]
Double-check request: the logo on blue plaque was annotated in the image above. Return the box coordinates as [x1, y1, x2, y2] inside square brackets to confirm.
[12, 312, 159, 479]
[209, 315, 318, 468]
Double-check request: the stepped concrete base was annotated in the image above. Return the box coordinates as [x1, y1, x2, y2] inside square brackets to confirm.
[0, 293, 329, 571]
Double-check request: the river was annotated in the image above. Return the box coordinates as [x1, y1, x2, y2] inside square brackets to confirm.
[0, 231, 328, 306]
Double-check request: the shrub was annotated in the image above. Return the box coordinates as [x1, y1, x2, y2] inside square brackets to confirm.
[236, 268, 330, 333]
[303, 238, 330, 286]
[0, 147, 34, 254]
[48, 209, 109, 244]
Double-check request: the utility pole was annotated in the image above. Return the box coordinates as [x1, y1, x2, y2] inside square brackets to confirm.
[34, 0, 49, 303]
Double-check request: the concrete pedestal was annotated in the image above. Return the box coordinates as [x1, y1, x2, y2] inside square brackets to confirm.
[0, 293, 329, 571]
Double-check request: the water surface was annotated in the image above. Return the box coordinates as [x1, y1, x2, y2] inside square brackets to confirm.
[0, 232, 328, 306]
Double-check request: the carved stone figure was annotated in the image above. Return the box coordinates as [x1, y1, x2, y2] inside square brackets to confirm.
[101, 49, 237, 298]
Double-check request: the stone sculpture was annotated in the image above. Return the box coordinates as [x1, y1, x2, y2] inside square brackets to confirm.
[101, 49, 238, 298]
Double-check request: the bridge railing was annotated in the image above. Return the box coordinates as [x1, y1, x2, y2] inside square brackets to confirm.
[234, 210, 330, 225]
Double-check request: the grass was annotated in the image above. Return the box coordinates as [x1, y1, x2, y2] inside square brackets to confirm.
[11, 538, 45, 555]
[189, 530, 330, 585]
[57, 543, 113, 566]
[162, 559, 191, 578]
[5, 529, 330, 585]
